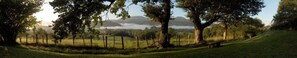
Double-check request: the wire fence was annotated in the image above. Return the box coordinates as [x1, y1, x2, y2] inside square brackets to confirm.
[17, 34, 195, 49]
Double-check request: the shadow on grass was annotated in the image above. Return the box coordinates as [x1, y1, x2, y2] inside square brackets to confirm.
[15, 39, 241, 55]
[19, 43, 188, 55]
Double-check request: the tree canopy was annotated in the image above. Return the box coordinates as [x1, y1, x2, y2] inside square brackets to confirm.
[272, 0, 297, 30]
[133, 0, 173, 47]
[176, 0, 265, 44]
[0, 0, 42, 45]
[50, 0, 128, 39]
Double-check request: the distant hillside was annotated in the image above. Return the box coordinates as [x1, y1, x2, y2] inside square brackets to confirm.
[169, 17, 193, 26]
[112, 16, 158, 25]
[112, 16, 193, 26]
[97, 21, 122, 27]
[31, 16, 193, 32]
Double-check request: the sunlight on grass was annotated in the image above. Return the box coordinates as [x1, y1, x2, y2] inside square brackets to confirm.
[2, 30, 297, 58]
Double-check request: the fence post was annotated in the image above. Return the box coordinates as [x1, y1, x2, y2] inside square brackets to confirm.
[136, 36, 139, 49]
[35, 34, 38, 45]
[42, 35, 45, 44]
[113, 35, 115, 48]
[145, 37, 149, 47]
[188, 35, 190, 44]
[26, 34, 28, 44]
[105, 36, 108, 48]
[33, 35, 34, 44]
[83, 35, 85, 46]
[176, 36, 178, 45]
[121, 35, 124, 49]
[19, 36, 22, 44]
[178, 35, 181, 46]
[72, 35, 75, 46]
[90, 36, 93, 46]
[102, 35, 105, 47]
[46, 34, 48, 45]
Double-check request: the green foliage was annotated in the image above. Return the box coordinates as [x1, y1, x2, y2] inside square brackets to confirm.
[110, 0, 130, 19]
[0, 0, 42, 45]
[204, 17, 265, 39]
[112, 30, 133, 38]
[36, 28, 47, 35]
[50, 0, 129, 40]
[50, 0, 108, 39]
[176, 0, 265, 43]
[133, 0, 173, 47]
[142, 4, 164, 22]
[272, 0, 297, 30]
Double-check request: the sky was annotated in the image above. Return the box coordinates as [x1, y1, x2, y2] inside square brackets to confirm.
[33, 0, 280, 26]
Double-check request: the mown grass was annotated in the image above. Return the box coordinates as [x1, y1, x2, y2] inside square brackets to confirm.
[1, 30, 297, 58]
[133, 30, 297, 58]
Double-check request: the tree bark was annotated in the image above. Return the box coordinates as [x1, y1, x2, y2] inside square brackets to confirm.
[192, 15, 220, 45]
[158, 0, 171, 48]
[159, 22, 170, 48]
[223, 23, 228, 40]
[193, 27, 205, 44]
[0, 36, 3, 44]
[1, 32, 18, 45]
[193, 18, 206, 44]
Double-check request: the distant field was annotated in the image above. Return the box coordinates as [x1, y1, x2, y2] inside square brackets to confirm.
[2, 30, 296, 58]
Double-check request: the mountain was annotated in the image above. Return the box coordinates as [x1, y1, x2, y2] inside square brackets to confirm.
[112, 16, 158, 25]
[98, 20, 122, 27]
[32, 16, 194, 32]
[169, 17, 193, 26]
[111, 16, 193, 26]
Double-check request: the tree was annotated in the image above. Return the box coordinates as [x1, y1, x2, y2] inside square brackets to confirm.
[50, 0, 127, 40]
[272, 0, 297, 30]
[203, 17, 264, 41]
[176, 0, 264, 44]
[220, 16, 264, 40]
[133, 0, 173, 48]
[242, 17, 265, 38]
[0, 0, 41, 45]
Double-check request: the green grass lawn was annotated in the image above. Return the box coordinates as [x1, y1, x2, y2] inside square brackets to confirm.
[1, 30, 297, 58]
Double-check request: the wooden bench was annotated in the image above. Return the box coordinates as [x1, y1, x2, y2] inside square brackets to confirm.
[207, 41, 222, 48]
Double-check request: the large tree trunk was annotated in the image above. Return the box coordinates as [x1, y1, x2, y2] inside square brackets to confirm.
[158, 0, 172, 48]
[1, 31, 18, 45]
[192, 18, 206, 44]
[159, 22, 170, 48]
[0, 35, 3, 44]
[193, 26, 205, 44]
[223, 23, 228, 40]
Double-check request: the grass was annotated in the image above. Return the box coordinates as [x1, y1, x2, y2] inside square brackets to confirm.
[1, 30, 297, 58]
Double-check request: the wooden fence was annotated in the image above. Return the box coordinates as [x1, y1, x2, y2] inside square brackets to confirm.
[17, 34, 193, 49]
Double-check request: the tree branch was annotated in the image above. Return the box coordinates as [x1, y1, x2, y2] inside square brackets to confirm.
[202, 16, 221, 28]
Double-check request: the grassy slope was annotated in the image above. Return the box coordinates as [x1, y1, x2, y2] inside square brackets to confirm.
[1, 30, 297, 58]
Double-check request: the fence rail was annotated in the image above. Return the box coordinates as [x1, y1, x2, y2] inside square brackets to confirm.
[17, 34, 194, 49]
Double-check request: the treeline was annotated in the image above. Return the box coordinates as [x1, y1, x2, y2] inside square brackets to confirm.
[271, 0, 297, 30]
[0, 0, 267, 48]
